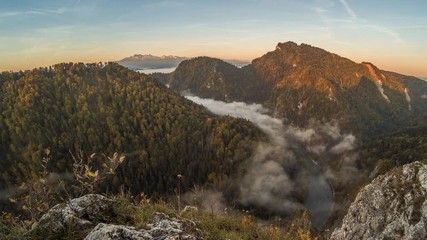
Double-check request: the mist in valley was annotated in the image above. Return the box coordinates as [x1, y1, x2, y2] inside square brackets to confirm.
[185, 95, 360, 228]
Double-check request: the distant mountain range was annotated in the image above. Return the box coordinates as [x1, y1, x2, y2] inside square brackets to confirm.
[154, 41, 427, 139]
[117, 54, 249, 70]
[116, 54, 187, 70]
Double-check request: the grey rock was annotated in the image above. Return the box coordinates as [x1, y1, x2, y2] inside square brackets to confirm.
[83, 212, 201, 240]
[38, 194, 113, 233]
[331, 162, 427, 240]
[147, 212, 200, 239]
[84, 223, 153, 240]
[36, 194, 201, 239]
[147, 213, 183, 238]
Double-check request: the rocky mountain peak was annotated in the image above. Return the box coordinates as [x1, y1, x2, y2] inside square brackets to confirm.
[275, 41, 298, 51]
[273, 41, 339, 63]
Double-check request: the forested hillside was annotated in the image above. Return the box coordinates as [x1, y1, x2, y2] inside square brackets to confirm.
[362, 126, 427, 176]
[167, 57, 266, 103]
[0, 63, 262, 195]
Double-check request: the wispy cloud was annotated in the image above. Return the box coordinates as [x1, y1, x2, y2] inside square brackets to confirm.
[33, 25, 75, 35]
[0, 7, 66, 18]
[366, 24, 403, 43]
[393, 25, 427, 29]
[338, 0, 357, 20]
[315, 7, 328, 15]
[0, 10, 37, 18]
[314, 0, 404, 44]
[31, 8, 67, 14]
[183, 20, 262, 35]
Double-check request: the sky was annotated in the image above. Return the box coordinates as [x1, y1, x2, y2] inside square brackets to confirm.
[1, 0, 426, 77]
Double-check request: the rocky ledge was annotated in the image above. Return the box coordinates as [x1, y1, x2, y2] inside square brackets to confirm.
[331, 161, 427, 240]
[33, 194, 202, 240]
[37, 194, 114, 233]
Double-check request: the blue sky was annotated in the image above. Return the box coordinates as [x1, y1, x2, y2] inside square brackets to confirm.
[1, 0, 426, 76]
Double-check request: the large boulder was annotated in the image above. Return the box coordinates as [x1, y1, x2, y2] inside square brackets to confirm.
[37, 194, 113, 233]
[331, 162, 427, 240]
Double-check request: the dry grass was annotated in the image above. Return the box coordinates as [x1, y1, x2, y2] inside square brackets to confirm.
[1, 193, 319, 240]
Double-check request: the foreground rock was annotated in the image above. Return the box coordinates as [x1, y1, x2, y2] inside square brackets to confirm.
[331, 162, 427, 240]
[37, 194, 114, 233]
[35, 194, 202, 239]
[84, 223, 153, 240]
[85, 213, 200, 240]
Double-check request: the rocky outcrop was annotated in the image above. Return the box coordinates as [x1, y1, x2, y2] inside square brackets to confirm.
[85, 213, 201, 240]
[37, 194, 114, 233]
[35, 194, 202, 240]
[331, 162, 427, 240]
[84, 223, 153, 240]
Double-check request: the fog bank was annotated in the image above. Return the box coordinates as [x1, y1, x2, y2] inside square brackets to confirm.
[186, 96, 358, 227]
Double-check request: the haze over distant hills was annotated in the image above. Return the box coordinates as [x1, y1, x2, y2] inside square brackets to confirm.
[116, 54, 188, 70]
[117, 54, 249, 71]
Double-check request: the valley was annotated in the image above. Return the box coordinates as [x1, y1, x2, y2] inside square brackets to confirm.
[1, 42, 426, 240]
[2, 0, 426, 238]
[149, 41, 427, 235]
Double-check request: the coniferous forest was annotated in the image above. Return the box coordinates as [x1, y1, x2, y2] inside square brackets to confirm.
[0, 62, 262, 199]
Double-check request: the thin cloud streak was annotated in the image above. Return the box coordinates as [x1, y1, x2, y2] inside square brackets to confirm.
[366, 24, 403, 43]
[393, 25, 427, 29]
[338, 0, 357, 19]
[0, 8, 66, 18]
[31, 8, 67, 14]
[315, 0, 404, 44]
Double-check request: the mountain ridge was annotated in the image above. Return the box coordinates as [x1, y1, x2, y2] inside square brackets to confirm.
[159, 41, 427, 138]
[120, 54, 187, 61]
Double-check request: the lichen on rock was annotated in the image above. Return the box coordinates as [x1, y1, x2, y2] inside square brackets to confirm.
[35, 193, 202, 240]
[37, 194, 114, 233]
[84, 223, 153, 240]
[84, 212, 201, 240]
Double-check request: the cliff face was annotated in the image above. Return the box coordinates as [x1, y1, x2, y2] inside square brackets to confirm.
[331, 162, 427, 240]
